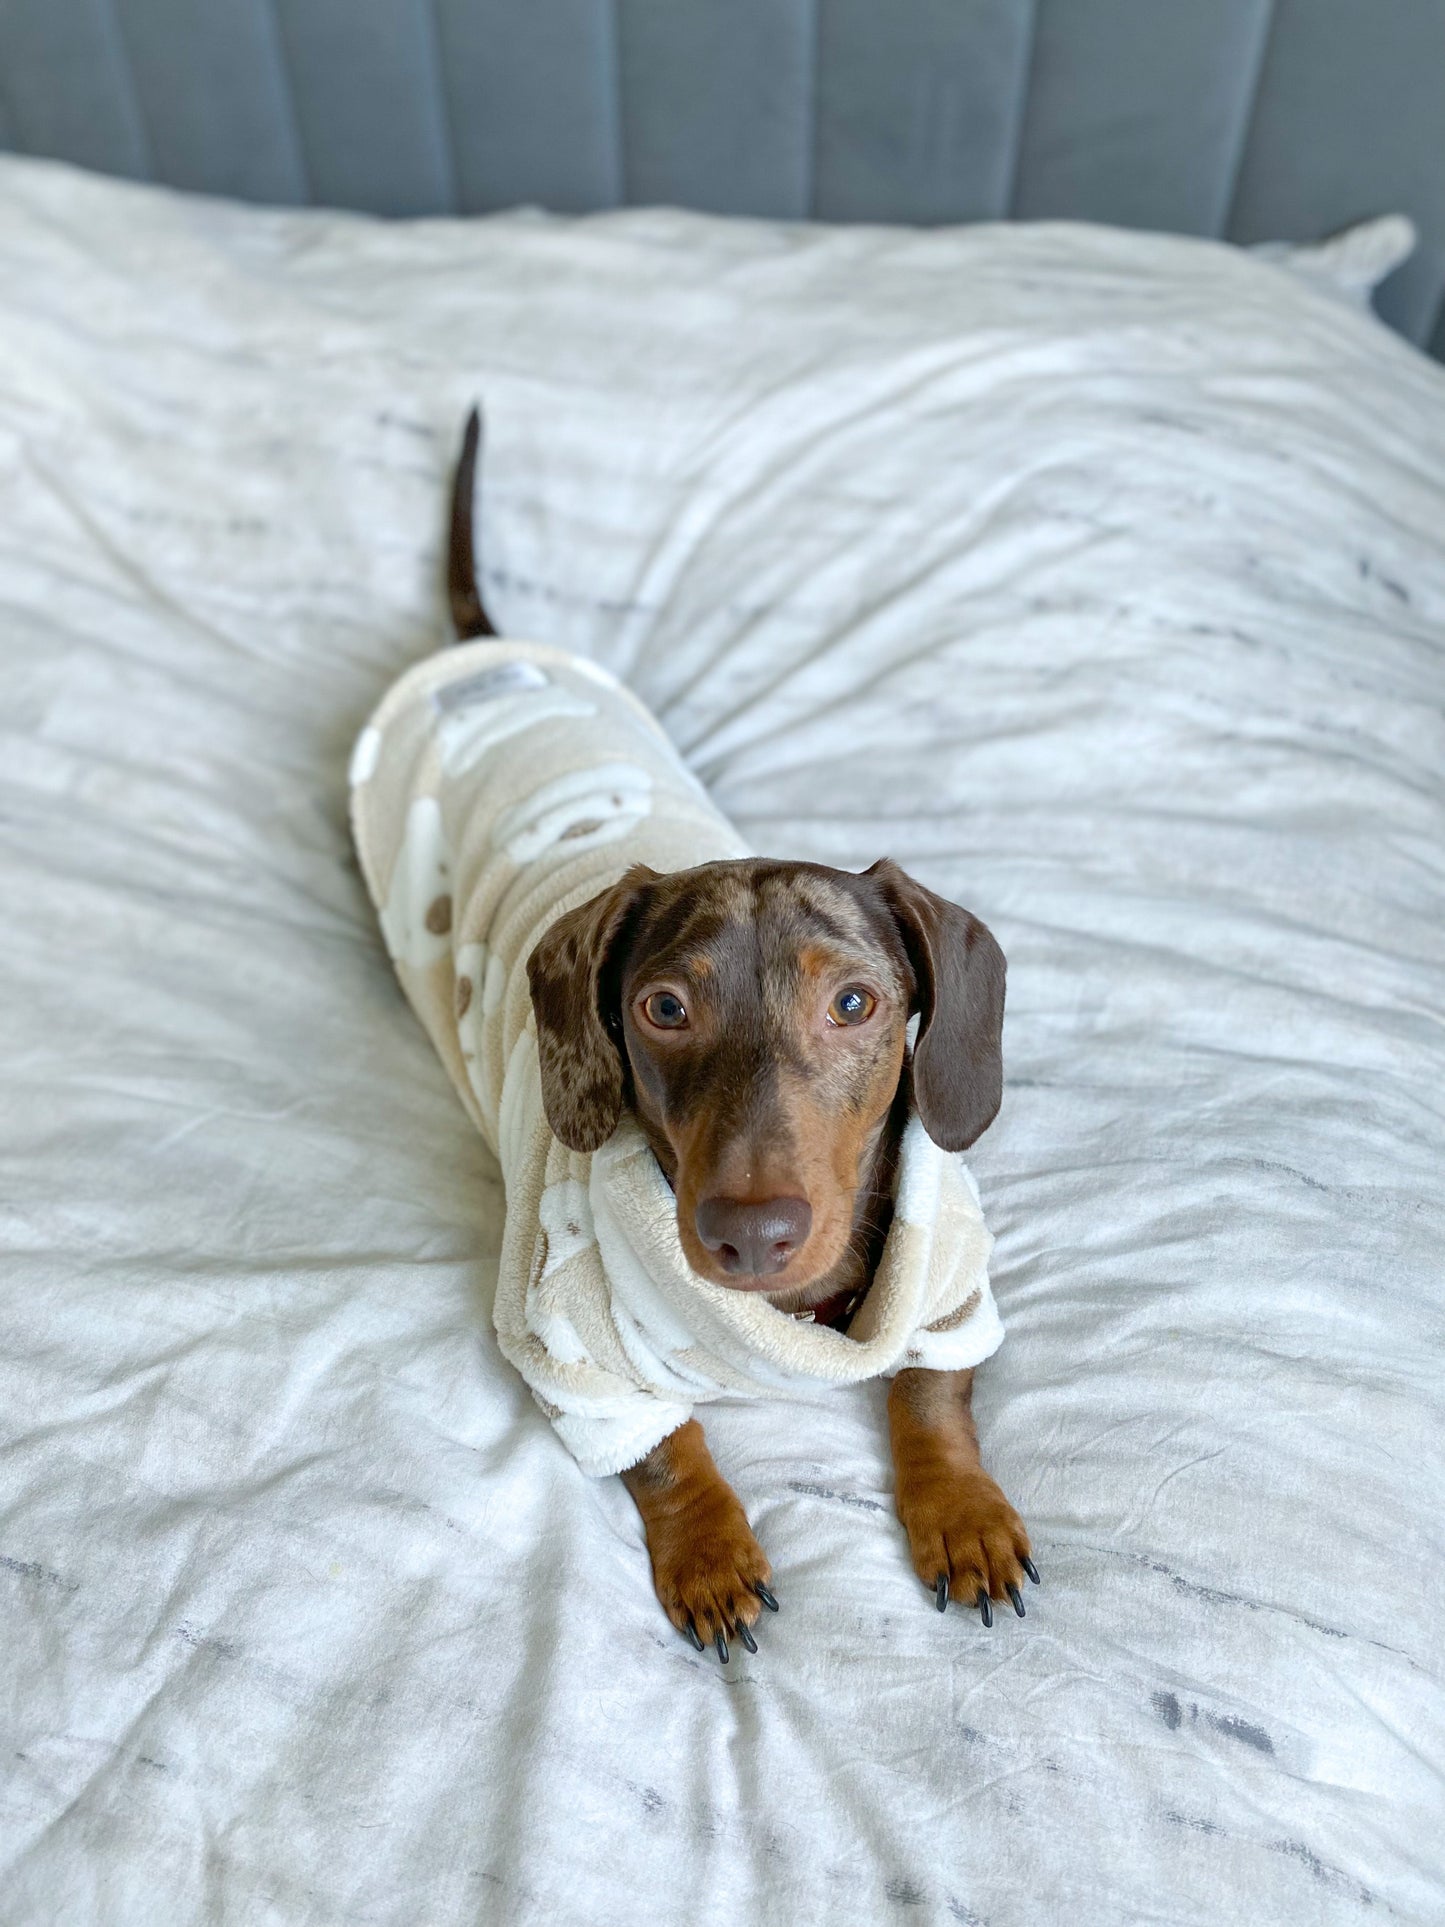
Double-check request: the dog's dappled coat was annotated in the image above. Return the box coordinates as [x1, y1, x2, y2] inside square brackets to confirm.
[350, 641, 1002, 1475]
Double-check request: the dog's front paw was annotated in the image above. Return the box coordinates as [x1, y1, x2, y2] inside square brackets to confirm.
[895, 1461, 1038, 1624]
[645, 1491, 776, 1662]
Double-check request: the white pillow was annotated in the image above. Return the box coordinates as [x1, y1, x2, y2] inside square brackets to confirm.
[1252, 210, 1417, 308]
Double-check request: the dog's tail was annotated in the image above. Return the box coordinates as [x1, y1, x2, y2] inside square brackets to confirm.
[447, 405, 496, 640]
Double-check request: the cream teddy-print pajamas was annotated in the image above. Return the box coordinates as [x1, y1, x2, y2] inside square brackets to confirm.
[350, 642, 1002, 1476]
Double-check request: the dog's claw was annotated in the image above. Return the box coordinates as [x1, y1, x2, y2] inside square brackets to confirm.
[934, 1571, 949, 1613]
[977, 1590, 993, 1628]
[1022, 1556, 1040, 1586]
[738, 1621, 758, 1654]
[685, 1618, 705, 1652]
[753, 1583, 779, 1613]
[715, 1630, 729, 1664]
[1007, 1583, 1025, 1618]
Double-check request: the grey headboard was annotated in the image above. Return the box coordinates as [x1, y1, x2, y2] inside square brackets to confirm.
[2, 0, 1442, 359]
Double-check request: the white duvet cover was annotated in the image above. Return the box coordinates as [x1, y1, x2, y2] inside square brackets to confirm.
[0, 156, 1441, 1926]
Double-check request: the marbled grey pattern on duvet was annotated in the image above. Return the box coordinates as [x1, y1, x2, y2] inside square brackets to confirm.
[0, 155, 1441, 1925]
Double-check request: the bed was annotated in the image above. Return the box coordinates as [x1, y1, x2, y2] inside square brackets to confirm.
[1, 146, 1442, 1924]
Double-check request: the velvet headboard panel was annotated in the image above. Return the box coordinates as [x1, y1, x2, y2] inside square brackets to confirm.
[1, 0, 1441, 358]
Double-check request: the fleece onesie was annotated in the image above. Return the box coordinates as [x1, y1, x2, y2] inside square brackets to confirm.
[349, 641, 1002, 1475]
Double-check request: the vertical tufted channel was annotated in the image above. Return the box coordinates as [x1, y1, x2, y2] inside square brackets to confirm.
[812, 0, 1036, 223]
[269, 0, 455, 215]
[1227, 0, 1445, 347]
[1011, 0, 1275, 236]
[613, 0, 815, 218]
[103, 0, 307, 204]
[0, 0, 151, 181]
[432, 0, 622, 213]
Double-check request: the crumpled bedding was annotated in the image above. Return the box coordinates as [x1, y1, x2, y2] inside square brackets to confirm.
[0, 155, 1441, 1926]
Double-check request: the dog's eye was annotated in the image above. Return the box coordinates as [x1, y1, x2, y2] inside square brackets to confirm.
[828, 986, 877, 1027]
[642, 991, 688, 1030]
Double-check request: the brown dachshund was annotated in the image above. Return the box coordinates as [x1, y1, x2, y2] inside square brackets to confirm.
[451, 410, 1036, 1659]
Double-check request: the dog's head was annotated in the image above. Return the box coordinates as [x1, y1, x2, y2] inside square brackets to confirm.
[526, 858, 1004, 1293]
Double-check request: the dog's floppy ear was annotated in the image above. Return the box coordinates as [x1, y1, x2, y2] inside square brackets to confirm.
[865, 859, 1006, 1152]
[526, 866, 658, 1153]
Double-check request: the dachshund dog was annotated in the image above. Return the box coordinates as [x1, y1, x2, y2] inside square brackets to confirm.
[450, 411, 1036, 1658]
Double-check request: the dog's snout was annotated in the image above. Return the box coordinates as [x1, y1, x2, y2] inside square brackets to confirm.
[694, 1196, 813, 1278]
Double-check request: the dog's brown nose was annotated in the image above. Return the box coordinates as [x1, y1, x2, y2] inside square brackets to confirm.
[694, 1196, 813, 1277]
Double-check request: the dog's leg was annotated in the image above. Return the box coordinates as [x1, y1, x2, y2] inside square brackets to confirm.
[621, 1420, 775, 1658]
[889, 1367, 1037, 1622]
